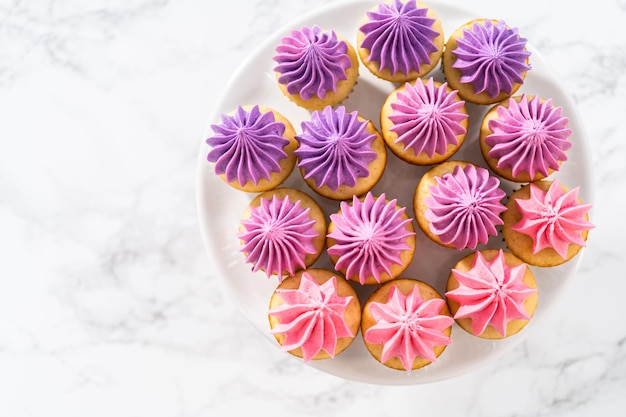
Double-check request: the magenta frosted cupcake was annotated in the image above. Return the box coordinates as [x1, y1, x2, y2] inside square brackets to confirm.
[326, 192, 416, 285]
[357, 0, 445, 82]
[414, 161, 507, 250]
[295, 105, 386, 200]
[273, 25, 359, 111]
[480, 94, 573, 182]
[205, 105, 298, 192]
[238, 188, 327, 280]
[380, 77, 468, 165]
[443, 19, 531, 105]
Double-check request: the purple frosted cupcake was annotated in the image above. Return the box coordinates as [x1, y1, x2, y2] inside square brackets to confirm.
[205, 105, 298, 192]
[273, 25, 359, 111]
[357, 0, 444, 82]
[443, 19, 531, 105]
[295, 105, 386, 201]
[380, 77, 469, 165]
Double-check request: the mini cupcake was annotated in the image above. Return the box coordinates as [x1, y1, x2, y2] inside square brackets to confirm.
[268, 268, 362, 361]
[442, 19, 531, 105]
[295, 105, 386, 200]
[380, 77, 468, 165]
[238, 188, 326, 280]
[414, 161, 506, 250]
[357, 0, 445, 82]
[327, 192, 416, 285]
[502, 179, 595, 267]
[361, 278, 453, 371]
[205, 105, 298, 192]
[273, 25, 359, 111]
[446, 249, 538, 339]
[480, 94, 573, 183]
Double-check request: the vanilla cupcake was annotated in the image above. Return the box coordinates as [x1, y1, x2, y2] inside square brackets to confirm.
[480, 94, 572, 182]
[238, 188, 326, 280]
[273, 25, 359, 111]
[414, 161, 506, 250]
[446, 249, 538, 339]
[295, 105, 386, 200]
[502, 179, 594, 267]
[361, 278, 453, 371]
[268, 268, 361, 361]
[442, 19, 531, 105]
[205, 105, 297, 192]
[380, 77, 468, 165]
[327, 192, 416, 285]
[357, 0, 444, 82]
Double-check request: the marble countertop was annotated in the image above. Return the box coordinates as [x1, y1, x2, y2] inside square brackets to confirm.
[1, 0, 624, 415]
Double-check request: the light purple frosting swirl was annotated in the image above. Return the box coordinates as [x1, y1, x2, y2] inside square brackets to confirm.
[452, 20, 531, 98]
[390, 78, 467, 157]
[359, 0, 439, 76]
[206, 105, 288, 185]
[295, 106, 377, 191]
[273, 25, 352, 100]
[425, 164, 506, 250]
[485, 95, 572, 178]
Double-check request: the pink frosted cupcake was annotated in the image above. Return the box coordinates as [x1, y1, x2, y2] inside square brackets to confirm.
[327, 192, 416, 285]
[357, 0, 445, 82]
[380, 77, 469, 165]
[443, 19, 531, 105]
[295, 106, 386, 200]
[268, 268, 362, 361]
[502, 179, 595, 267]
[361, 278, 453, 371]
[446, 249, 538, 339]
[238, 188, 326, 280]
[205, 105, 298, 192]
[414, 161, 507, 250]
[273, 25, 359, 111]
[480, 94, 573, 183]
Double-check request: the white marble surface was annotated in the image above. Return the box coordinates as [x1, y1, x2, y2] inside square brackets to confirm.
[1, 0, 624, 415]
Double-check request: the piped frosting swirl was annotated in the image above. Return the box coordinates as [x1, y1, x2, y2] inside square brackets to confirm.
[390, 78, 468, 157]
[486, 95, 572, 178]
[358, 0, 439, 76]
[364, 284, 453, 370]
[269, 272, 354, 362]
[426, 164, 506, 250]
[327, 192, 415, 284]
[206, 105, 288, 185]
[296, 106, 377, 191]
[452, 20, 531, 98]
[238, 194, 318, 279]
[446, 250, 537, 337]
[512, 180, 594, 259]
[273, 25, 352, 100]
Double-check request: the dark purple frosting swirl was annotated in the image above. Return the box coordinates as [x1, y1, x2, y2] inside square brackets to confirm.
[273, 25, 352, 100]
[206, 105, 288, 185]
[452, 20, 531, 98]
[359, 0, 439, 76]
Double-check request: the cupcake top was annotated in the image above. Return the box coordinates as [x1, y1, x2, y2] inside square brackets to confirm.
[452, 20, 531, 98]
[425, 163, 506, 250]
[296, 106, 378, 191]
[484, 95, 572, 179]
[327, 192, 415, 285]
[363, 281, 453, 370]
[206, 105, 289, 186]
[238, 193, 319, 279]
[512, 179, 594, 259]
[358, 0, 440, 77]
[273, 25, 352, 100]
[389, 78, 468, 158]
[268, 272, 355, 362]
[446, 249, 537, 338]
